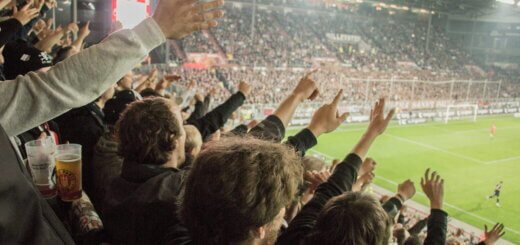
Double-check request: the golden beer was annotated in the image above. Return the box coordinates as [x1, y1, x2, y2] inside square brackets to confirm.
[55, 144, 82, 202]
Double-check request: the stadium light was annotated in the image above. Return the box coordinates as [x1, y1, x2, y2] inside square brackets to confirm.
[112, 0, 151, 29]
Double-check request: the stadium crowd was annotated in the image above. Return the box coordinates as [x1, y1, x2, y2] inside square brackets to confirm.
[0, 0, 514, 245]
[166, 2, 520, 105]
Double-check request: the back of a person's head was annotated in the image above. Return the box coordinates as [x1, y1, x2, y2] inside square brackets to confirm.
[403, 235, 422, 245]
[302, 156, 326, 172]
[183, 125, 202, 157]
[104, 90, 141, 126]
[53, 46, 75, 64]
[304, 192, 391, 245]
[140, 88, 162, 98]
[180, 137, 303, 245]
[116, 97, 181, 165]
[393, 227, 408, 245]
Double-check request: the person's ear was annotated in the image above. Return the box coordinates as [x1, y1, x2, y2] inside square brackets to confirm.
[252, 226, 267, 240]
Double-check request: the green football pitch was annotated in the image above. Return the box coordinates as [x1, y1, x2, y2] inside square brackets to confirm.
[287, 115, 520, 243]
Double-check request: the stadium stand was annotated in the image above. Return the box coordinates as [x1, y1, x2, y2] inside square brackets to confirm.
[0, 0, 517, 244]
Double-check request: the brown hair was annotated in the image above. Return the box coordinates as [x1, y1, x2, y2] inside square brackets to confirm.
[116, 98, 181, 165]
[180, 137, 303, 244]
[304, 192, 392, 245]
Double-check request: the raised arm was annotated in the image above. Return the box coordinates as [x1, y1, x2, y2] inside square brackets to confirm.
[478, 223, 506, 245]
[249, 71, 319, 142]
[71, 21, 90, 51]
[277, 98, 395, 245]
[382, 180, 416, 220]
[273, 70, 319, 127]
[0, 2, 40, 46]
[0, 0, 225, 136]
[421, 169, 448, 245]
[285, 90, 348, 156]
[186, 93, 207, 122]
[187, 81, 251, 140]
[352, 98, 395, 159]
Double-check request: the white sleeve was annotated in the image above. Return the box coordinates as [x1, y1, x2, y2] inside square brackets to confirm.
[0, 18, 166, 136]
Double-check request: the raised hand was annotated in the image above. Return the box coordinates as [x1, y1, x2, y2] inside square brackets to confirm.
[482, 223, 505, 245]
[13, 0, 40, 25]
[148, 68, 159, 83]
[307, 89, 349, 137]
[33, 0, 45, 10]
[359, 157, 376, 177]
[153, 0, 225, 40]
[397, 179, 416, 202]
[352, 171, 375, 192]
[367, 98, 395, 136]
[421, 168, 444, 209]
[194, 93, 204, 103]
[34, 26, 66, 52]
[59, 35, 72, 47]
[65, 22, 79, 35]
[304, 170, 331, 193]
[238, 81, 251, 97]
[0, 0, 11, 11]
[157, 74, 181, 90]
[45, 17, 53, 28]
[292, 70, 319, 102]
[32, 18, 46, 32]
[78, 21, 91, 38]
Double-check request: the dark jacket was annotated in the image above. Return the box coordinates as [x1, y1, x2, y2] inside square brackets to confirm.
[0, 19, 23, 47]
[54, 102, 107, 195]
[187, 92, 245, 140]
[424, 209, 448, 245]
[90, 130, 122, 211]
[102, 162, 185, 245]
[276, 153, 363, 245]
[0, 125, 74, 244]
[276, 151, 448, 245]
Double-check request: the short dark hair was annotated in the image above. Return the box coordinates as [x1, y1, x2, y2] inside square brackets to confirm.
[394, 227, 407, 245]
[116, 98, 181, 165]
[404, 235, 423, 245]
[180, 137, 303, 244]
[304, 192, 392, 245]
[140, 88, 162, 98]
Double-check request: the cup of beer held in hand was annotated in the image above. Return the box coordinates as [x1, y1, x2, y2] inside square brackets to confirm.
[55, 144, 83, 202]
[25, 137, 57, 198]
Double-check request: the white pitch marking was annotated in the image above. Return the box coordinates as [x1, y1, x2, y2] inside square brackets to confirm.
[385, 134, 486, 164]
[486, 156, 520, 165]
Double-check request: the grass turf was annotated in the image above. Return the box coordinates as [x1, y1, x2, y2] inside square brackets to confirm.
[287, 115, 520, 243]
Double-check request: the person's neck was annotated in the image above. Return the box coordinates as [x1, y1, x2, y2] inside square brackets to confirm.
[95, 99, 106, 110]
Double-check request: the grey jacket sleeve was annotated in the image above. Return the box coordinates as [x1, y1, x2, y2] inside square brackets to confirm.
[0, 18, 166, 136]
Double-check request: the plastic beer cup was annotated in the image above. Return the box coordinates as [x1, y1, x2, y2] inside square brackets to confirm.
[55, 144, 83, 202]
